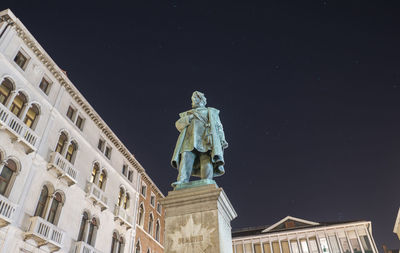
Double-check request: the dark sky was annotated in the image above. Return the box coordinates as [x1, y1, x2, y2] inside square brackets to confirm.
[2, 0, 399, 249]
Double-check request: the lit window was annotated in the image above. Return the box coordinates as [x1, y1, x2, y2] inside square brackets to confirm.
[99, 170, 106, 190]
[123, 193, 129, 209]
[66, 106, 76, 121]
[118, 188, 124, 206]
[14, 50, 29, 70]
[55, 132, 68, 154]
[65, 141, 77, 163]
[10, 92, 27, 117]
[0, 78, 13, 105]
[24, 104, 39, 129]
[39, 77, 51, 95]
[90, 163, 100, 183]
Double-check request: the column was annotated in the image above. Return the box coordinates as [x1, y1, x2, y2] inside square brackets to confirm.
[5, 90, 17, 108]
[354, 228, 365, 253]
[344, 230, 354, 253]
[19, 102, 30, 120]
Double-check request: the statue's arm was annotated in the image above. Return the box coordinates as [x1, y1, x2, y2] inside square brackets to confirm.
[215, 114, 228, 149]
[175, 114, 193, 132]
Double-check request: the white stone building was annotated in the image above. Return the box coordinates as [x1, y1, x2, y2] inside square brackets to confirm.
[394, 208, 400, 241]
[232, 216, 379, 253]
[0, 9, 163, 253]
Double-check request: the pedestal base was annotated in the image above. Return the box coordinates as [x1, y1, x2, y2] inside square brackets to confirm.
[161, 184, 237, 253]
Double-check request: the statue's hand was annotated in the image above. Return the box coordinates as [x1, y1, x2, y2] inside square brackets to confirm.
[221, 140, 228, 149]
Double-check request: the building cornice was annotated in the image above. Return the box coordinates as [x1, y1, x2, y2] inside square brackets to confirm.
[0, 9, 164, 197]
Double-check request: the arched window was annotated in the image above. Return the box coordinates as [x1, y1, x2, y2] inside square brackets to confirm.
[146, 249, 150, 253]
[77, 212, 89, 241]
[138, 203, 144, 226]
[87, 217, 98, 246]
[0, 159, 17, 197]
[10, 92, 27, 117]
[155, 220, 160, 242]
[47, 192, 62, 225]
[135, 241, 141, 253]
[55, 132, 68, 154]
[34, 185, 49, 218]
[0, 78, 13, 105]
[118, 237, 125, 253]
[123, 193, 129, 210]
[90, 163, 100, 183]
[148, 213, 154, 235]
[65, 141, 77, 163]
[111, 232, 119, 253]
[24, 104, 39, 129]
[118, 187, 124, 207]
[98, 170, 106, 190]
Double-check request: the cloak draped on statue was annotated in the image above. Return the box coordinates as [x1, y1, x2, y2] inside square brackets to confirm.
[171, 107, 227, 178]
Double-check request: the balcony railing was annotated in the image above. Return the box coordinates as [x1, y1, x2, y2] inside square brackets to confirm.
[85, 181, 108, 211]
[74, 241, 103, 253]
[48, 152, 78, 186]
[0, 194, 17, 227]
[0, 102, 39, 152]
[113, 204, 133, 229]
[24, 216, 65, 252]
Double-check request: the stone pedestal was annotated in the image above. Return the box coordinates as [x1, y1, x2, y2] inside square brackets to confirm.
[161, 182, 237, 253]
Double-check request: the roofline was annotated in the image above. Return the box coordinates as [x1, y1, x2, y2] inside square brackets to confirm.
[233, 220, 372, 241]
[262, 216, 320, 233]
[0, 9, 165, 197]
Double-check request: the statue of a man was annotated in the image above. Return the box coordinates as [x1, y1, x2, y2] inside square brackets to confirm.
[171, 91, 228, 187]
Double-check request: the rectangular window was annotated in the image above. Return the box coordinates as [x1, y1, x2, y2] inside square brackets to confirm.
[281, 241, 290, 253]
[39, 77, 51, 95]
[263, 243, 271, 253]
[272, 242, 281, 253]
[157, 202, 161, 213]
[97, 139, 105, 151]
[141, 185, 147, 196]
[301, 239, 309, 253]
[128, 170, 133, 181]
[245, 244, 252, 253]
[14, 50, 29, 70]
[150, 194, 155, 206]
[328, 236, 340, 253]
[66, 106, 76, 121]
[253, 243, 262, 253]
[75, 115, 84, 130]
[105, 145, 112, 159]
[339, 237, 351, 253]
[319, 238, 330, 253]
[122, 165, 127, 176]
[291, 241, 300, 253]
[309, 238, 319, 253]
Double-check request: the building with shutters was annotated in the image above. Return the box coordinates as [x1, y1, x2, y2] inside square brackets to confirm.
[232, 216, 378, 253]
[0, 9, 164, 253]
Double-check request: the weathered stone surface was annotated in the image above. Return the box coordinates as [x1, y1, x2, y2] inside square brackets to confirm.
[161, 184, 237, 253]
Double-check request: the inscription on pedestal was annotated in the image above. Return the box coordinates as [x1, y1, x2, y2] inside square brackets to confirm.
[168, 215, 216, 253]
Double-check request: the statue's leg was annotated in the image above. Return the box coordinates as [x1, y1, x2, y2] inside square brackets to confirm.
[176, 151, 196, 183]
[199, 153, 213, 180]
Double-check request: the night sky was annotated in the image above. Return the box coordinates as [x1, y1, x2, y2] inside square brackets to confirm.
[2, 0, 399, 249]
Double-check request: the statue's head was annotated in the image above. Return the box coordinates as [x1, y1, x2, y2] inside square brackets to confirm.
[191, 91, 207, 108]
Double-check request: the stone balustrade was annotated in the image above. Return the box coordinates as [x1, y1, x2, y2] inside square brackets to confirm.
[48, 151, 78, 186]
[85, 181, 108, 211]
[0, 194, 17, 227]
[0, 102, 39, 152]
[74, 241, 103, 253]
[113, 204, 133, 229]
[25, 216, 65, 251]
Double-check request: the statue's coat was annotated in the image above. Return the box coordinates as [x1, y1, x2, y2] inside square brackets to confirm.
[171, 107, 227, 177]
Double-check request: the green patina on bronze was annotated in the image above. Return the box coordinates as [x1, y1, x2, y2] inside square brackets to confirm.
[171, 91, 228, 189]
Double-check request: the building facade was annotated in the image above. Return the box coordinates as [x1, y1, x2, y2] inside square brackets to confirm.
[232, 216, 378, 253]
[393, 208, 400, 241]
[0, 9, 164, 253]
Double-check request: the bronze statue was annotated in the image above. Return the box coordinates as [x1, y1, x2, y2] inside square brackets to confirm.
[171, 91, 228, 187]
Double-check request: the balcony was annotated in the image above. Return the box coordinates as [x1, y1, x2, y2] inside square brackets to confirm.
[0, 102, 39, 153]
[48, 152, 78, 186]
[113, 204, 133, 229]
[85, 181, 108, 211]
[74, 241, 103, 253]
[24, 216, 65, 252]
[0, 194, 17, 227]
